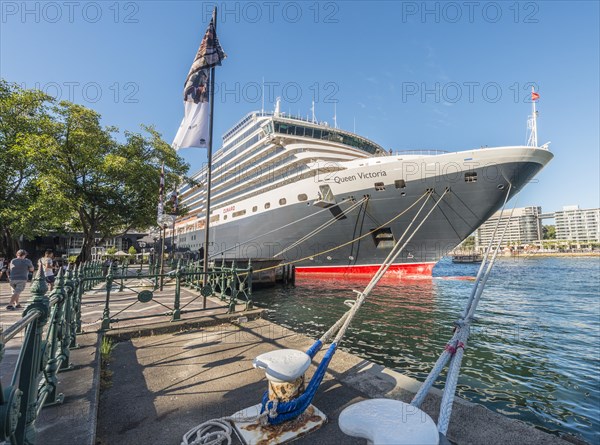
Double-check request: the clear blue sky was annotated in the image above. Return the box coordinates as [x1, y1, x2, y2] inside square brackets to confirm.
[2, 1, 598, 213]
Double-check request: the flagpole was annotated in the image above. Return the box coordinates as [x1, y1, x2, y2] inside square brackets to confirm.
[158, 162, 165, 291]
[203, 7, 217, 307]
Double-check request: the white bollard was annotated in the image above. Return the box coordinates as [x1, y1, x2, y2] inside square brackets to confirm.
[339, 399, 440, 445]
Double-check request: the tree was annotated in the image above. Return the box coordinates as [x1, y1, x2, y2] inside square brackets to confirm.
[29, 101, 189, 263]
[543, 225, 556, 240]
[0, 80, 61, 258]
[128, 246, 137, 256]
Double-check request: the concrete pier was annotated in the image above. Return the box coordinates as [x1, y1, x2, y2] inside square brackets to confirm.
[0, 281, 583, 445]
[96, 317, 575, 445]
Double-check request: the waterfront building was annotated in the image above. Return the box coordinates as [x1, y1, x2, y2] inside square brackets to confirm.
[475, 206, 543, 248]
[554, 205, 600, 243]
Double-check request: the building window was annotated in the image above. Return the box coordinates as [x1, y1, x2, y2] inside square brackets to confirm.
[465, 172, 477, 183]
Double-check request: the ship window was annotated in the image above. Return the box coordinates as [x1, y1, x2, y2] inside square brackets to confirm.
[314, 129, 322, 139]
[252, 206, 258, 212]
[375, 182, 386, 191]
[371, 228, 395, 249]
[295, 126, 304, 137]
[465, 172, 477, 183]
[210, 215, 220, 223]
[223, 215, 228, 220]
[395, 179, 406, 189]
[264, 202, 271, 209]
[233, 209, 246, 218]
[279, 198, 287, 205]
[305, 127, 313, 138]
[297, 193, 308, 201]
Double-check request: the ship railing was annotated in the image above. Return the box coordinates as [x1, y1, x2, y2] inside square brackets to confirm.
[392, 149, 450, 156]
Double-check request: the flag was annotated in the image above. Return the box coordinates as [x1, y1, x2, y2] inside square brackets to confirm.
[157, 163, 165, 222]
[172, 13, 226, 150]
[531, 91, 540, 101]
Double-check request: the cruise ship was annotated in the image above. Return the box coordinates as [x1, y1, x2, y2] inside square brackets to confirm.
[173, 101, 553, 276]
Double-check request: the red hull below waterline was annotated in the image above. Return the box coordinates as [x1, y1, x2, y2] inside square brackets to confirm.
[295, 262, 436, 277]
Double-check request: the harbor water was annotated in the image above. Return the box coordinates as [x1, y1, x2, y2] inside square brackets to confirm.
[254, 256, 600, 444]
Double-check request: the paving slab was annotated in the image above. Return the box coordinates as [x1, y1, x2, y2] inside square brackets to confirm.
[96, 318, 574, 445]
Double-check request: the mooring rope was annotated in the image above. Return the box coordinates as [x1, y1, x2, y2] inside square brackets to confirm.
[248, 190, 432, 275]
[407, 184, 520, 437]
[206, 198, 353, 259]
[273, 196, 369, 257]
[332, 188, 449, 346]
[180, 187, 447, 444]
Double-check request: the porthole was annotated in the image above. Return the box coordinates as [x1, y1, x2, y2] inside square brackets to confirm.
[264, 202, 271, 209]
[279, 198, 287, 205]
[252, 206, 258, 212]
[497, 184, 505, 190]
[297, 193, 308, 202]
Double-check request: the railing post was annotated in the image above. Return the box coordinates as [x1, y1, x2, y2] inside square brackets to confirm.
[119, 262, 125, 292]
[42, 271, 66, 406]
[66, 265, 80, 349]
[220, 258, 227, 301]
[57, 268, 75, 369]
[101, 271, 113, 331]
[228, 260, 237, 314]
[15, 268, 50, 445]
[75, 264, 84, 335]
[172, 260, 181, 321]
[246, 259, 253, 310]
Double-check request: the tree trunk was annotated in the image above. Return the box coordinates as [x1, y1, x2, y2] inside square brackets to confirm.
[76, 234, 95, 264]
[1, 226, 19, 260]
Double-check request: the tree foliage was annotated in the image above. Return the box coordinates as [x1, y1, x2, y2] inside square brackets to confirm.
[0, 80, 190, 262]
[543, 225, 556, 240]
[0, 80, 63, 257]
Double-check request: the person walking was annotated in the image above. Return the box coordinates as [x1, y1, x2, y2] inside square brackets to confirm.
[7, 249, 34, 310]
[39, 249, 56, 291]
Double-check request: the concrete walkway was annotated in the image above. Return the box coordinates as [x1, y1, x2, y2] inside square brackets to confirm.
[96, 318, 575, 445]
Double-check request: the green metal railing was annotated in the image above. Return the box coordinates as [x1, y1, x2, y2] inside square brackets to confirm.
[0, 266, 81, 445]
[91, 258, 253, 331]
[0, 258, 253, 443]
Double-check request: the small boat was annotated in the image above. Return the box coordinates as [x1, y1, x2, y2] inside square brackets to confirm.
[452, 253, 483, 263]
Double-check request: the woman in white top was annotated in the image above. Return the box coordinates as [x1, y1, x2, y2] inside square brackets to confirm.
[40, 249, 56, 291]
